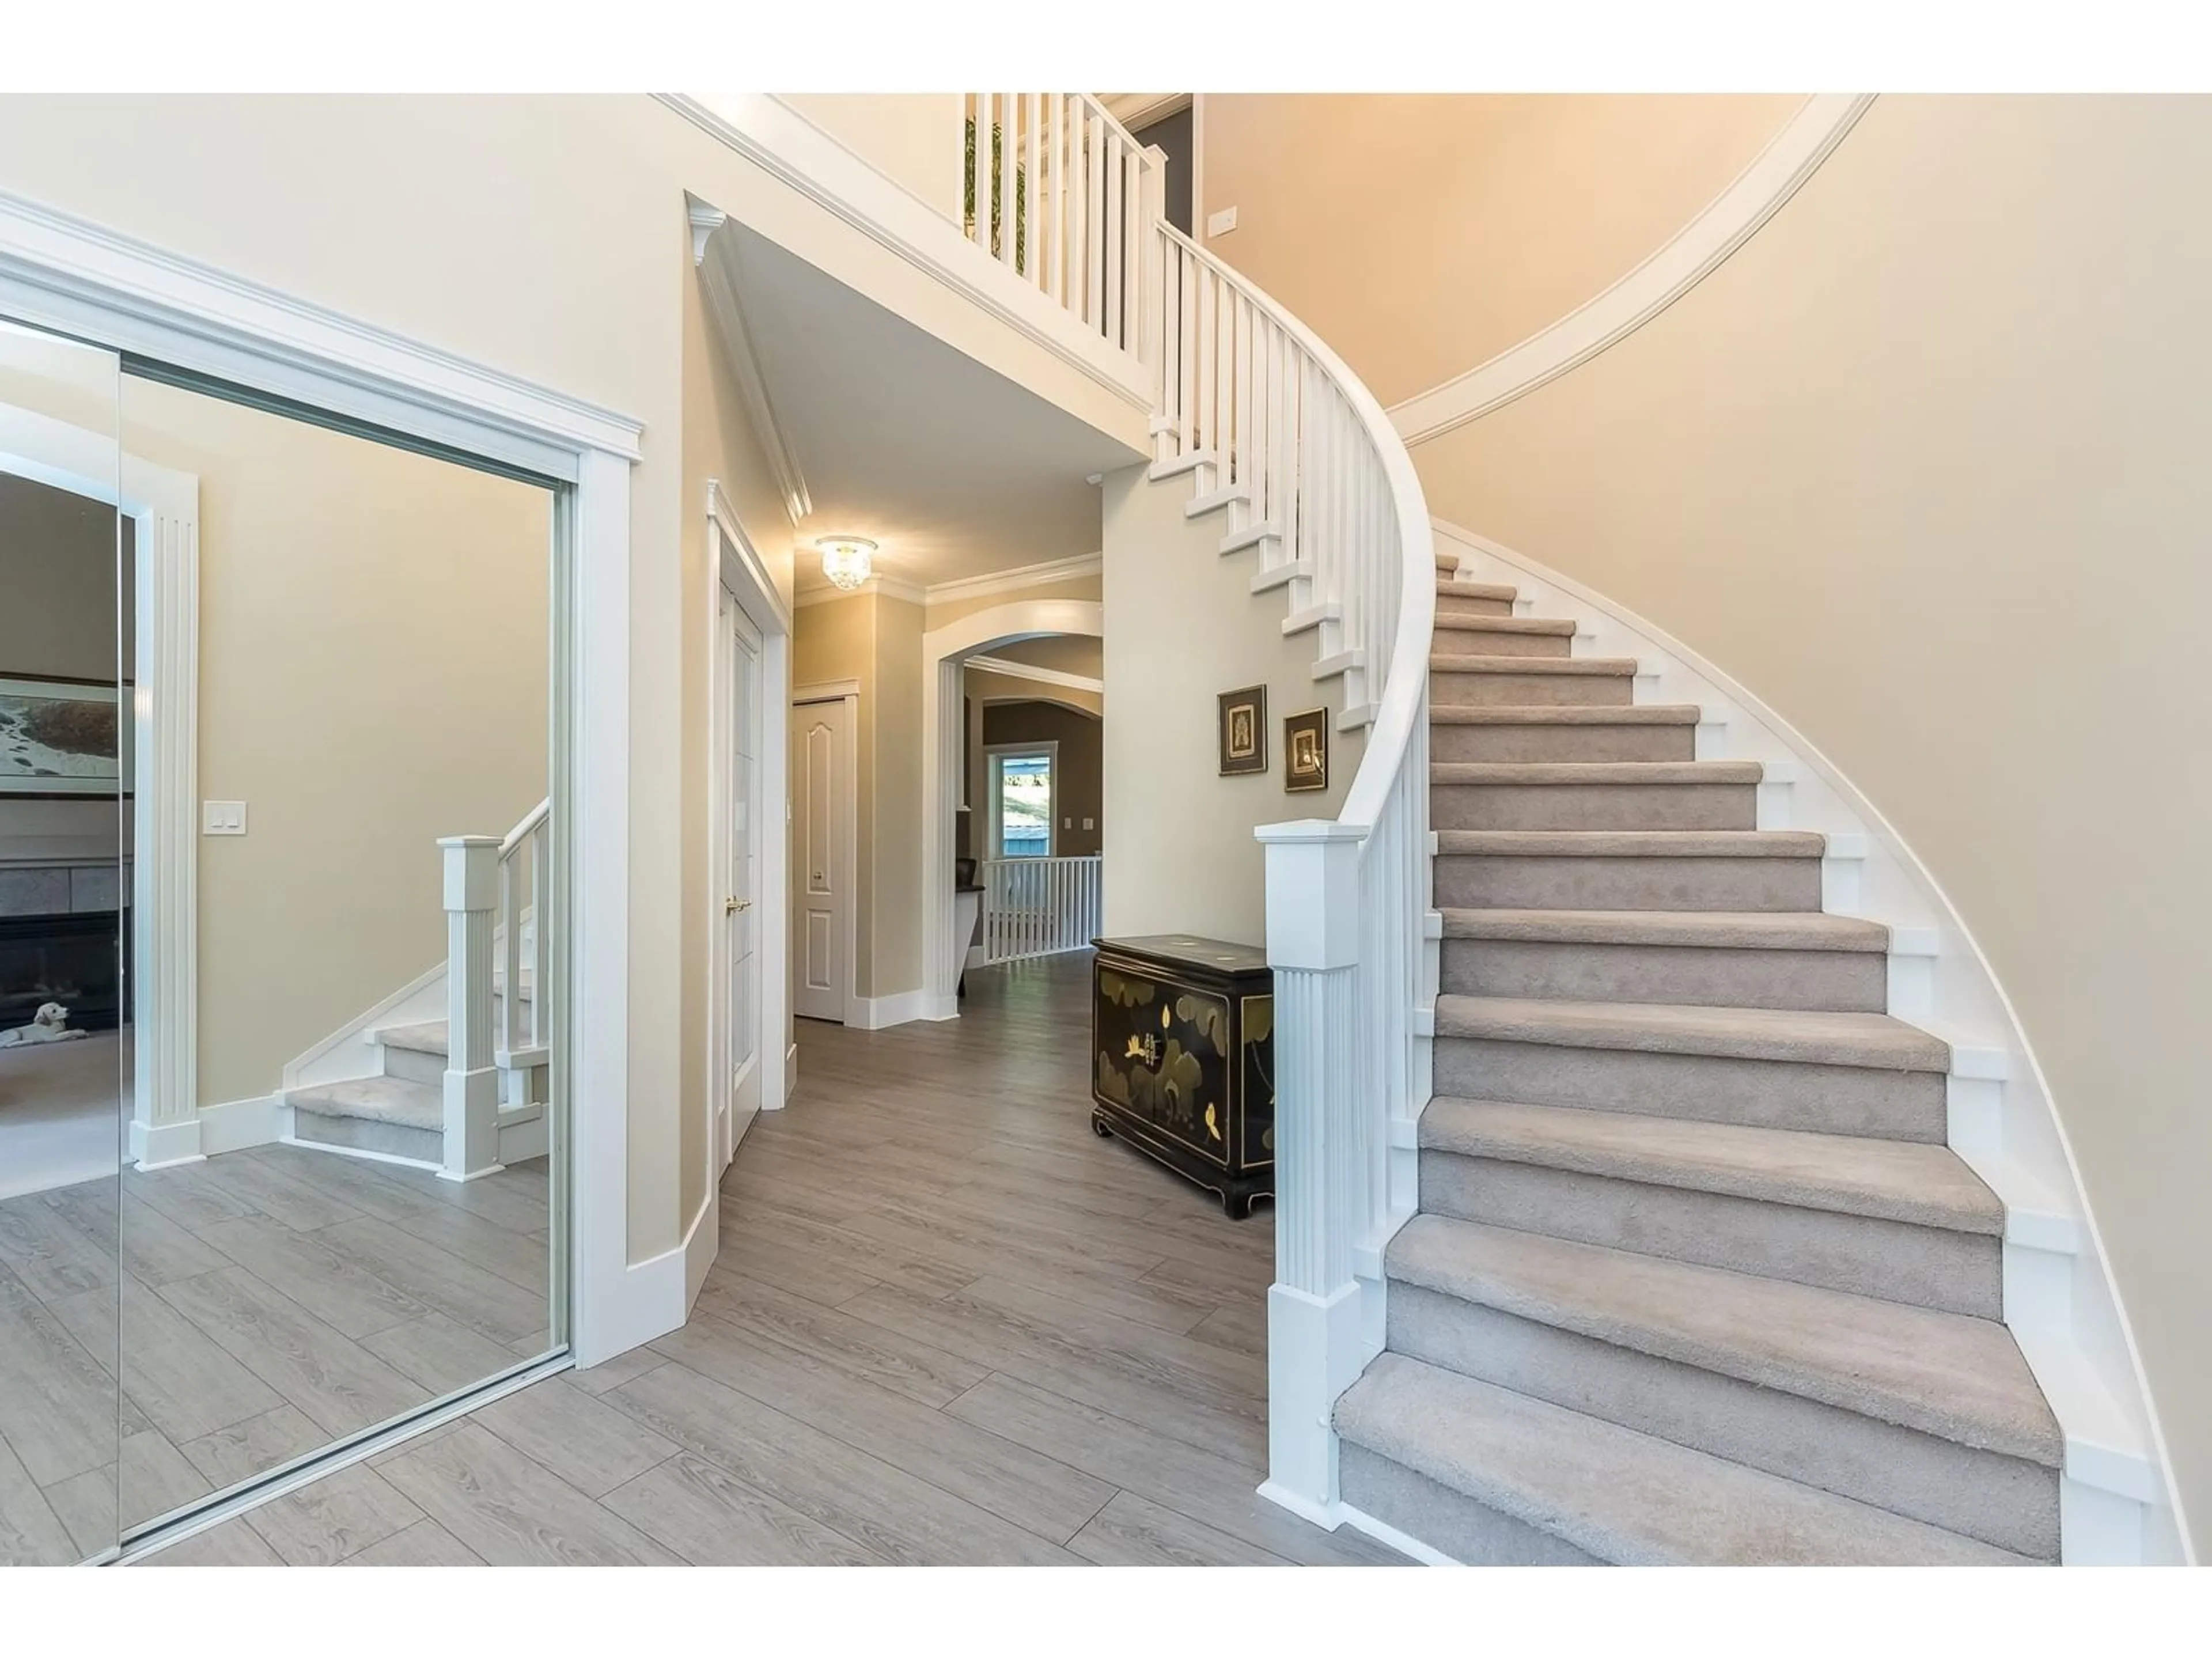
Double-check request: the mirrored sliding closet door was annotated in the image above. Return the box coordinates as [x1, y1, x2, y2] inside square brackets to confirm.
[0, 308, 570, 1565]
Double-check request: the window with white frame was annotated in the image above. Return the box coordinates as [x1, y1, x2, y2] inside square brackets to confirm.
[984, 741, 1056, 858]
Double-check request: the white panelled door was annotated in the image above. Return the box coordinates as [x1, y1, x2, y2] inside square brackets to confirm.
[790, 696, 853, 1024]
[721, 589, 764, 1160]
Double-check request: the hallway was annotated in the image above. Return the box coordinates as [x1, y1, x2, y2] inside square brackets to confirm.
[143, 954, 1401, 1565]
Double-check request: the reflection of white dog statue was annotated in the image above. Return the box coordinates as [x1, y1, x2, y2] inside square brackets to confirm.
[0, 1003, 88, 1048]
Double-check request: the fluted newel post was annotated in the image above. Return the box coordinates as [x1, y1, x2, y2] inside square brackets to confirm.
[440, 835, 502, 1182]
[1255, 818, 1370, 1524]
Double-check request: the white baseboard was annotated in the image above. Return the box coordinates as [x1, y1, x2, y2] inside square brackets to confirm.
[276, 1134, 439, 1175]
[196, 1092, 286, 1157]
[131, 1115, 203, 1169]
[1335, 1502, 1459, 1567]
[780, 1041, 798, 1104]
[575, 1235, 690, 1369]
[681, 1190, 717, 1313]
[851, 988, 933, 1030]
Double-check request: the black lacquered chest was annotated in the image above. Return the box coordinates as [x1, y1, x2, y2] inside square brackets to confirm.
[1090, 934, 1275, 1218]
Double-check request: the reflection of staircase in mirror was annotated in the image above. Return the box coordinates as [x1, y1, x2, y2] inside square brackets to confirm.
[280, 800, 550, 1180]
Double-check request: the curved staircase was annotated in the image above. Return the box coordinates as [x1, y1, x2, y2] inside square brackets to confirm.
[1329, 550, 2063, 1565]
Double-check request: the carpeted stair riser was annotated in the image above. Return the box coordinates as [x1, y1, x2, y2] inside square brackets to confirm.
[1432, 1038, 1949, 1141]
[1340, 1442, 1599, 1565]
[1431, 665, 1634, 708]
[289, 1109, 441, 1165]
[1384, 1282, 2056, 1558]
[1431, 622, 1575, 658]
[1434, 850, 1824, 912]
[1416, 1150, 2001, 1316]
[1435, 590, 1519, 620]
[378, 1041, 446, 1087]
[1440, 936, 1888, 1013]
[1431, 779, 1756, 833]
[1431, 720, 1696, 764]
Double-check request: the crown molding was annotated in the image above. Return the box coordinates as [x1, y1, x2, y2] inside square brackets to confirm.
[965, 654, 1105, 695]
[1389, 94, 1876, 448]
[691, 194, 813, 524]
[794, 573, 928, 609]
[922, 552, 1103, 607]
[1100, 93, 1190, 131]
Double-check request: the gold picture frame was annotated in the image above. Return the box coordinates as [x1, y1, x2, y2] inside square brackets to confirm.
[1284, 706, 1328, 793]
[1218, 685, 1267, 776]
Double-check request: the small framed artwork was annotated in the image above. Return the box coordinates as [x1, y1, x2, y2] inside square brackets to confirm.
[0, 675, 122, 798]
[1218, 685, 1267, 776]
[1285, 707, 1329, 793]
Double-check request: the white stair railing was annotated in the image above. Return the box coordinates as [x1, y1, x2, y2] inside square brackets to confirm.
[979, 854, 1103, 964]
[1149, 210, 1437, 1524]
[963, 93, 1164, 361]
[440, 798, 550, 1179]
[498, 797, 551, 1068]
[958, 96, 1436, 1525]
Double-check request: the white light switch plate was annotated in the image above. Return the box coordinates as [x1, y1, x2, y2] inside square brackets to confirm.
[203, 800, 247, 836]
[1206, 205, 1238, 237]
[1083, 817, 1095, 830]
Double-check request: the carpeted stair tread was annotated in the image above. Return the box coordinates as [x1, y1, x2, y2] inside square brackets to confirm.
[1433, 760, 1762, 787]
[1432, 704, 1701, 726]
[1434, 614, 1577, 636]
[1437, 828, 1824, 858]
[1434, 994, 1949, 1071]
[1435, 578, 1516, 601]
[1440, 907, 1887, 952]
[1385, 1215, 2060, 1464]
[286, 1075, 441, 1131]
[1418, 1097, 2003, 1233]
[1335, 1353, 2030, 1565]
[375, 1020, 450, 1058]
[1431, 654, 1637, 676]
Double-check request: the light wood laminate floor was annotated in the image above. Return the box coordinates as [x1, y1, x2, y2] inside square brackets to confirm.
[133, 954, 1403, 1567]
[0, 1142, 551, 1565]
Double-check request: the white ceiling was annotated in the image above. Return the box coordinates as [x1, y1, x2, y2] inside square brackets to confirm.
[715, 223, 1139, 597]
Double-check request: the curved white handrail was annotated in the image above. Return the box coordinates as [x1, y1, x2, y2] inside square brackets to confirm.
[1152, 224, 1436, 823]
[501, 796, 550, 858]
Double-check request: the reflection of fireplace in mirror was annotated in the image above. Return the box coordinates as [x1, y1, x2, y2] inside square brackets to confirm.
[0, 908, 126, 1031]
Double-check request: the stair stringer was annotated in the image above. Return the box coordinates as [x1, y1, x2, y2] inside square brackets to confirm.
[1428, 516, 2188, 1566]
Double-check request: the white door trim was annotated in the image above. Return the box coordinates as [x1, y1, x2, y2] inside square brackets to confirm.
[789, 685, 859, 1028]
[0, 182, 652, 1369]
[920, 597, 1104, 1020]
[0, 397, 200, 1169]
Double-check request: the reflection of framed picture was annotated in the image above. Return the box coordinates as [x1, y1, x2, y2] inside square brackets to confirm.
[1218, 685, 1267, 776]
[0, 675, 121, 798]
[1285, 707, 1328, 793]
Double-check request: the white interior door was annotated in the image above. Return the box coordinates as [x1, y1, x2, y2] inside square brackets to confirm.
[721, 590, 764, 1162]
[790, 696, 853, 1024]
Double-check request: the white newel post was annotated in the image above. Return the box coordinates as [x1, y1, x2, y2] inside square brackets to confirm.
[1255, 818, 1370, 1525]
[439, 835, 502, 1181]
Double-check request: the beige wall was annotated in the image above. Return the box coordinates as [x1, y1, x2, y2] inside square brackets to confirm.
[922, 571, 1102, 633]
[983, 634, 1103, 679]
[0, 93, 1136, 1260]
[1101, 463, 1358, 946]
[779, 94, 965, 221]
[1414, 94, 2211, 1551]
[1199, 94, 1801, 406]
[115, 376, 548, 1111]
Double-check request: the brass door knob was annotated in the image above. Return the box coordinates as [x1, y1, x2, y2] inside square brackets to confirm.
[725, 896, 751, 914]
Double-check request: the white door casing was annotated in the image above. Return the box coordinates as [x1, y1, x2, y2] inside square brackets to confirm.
[789, 688, 855, 1024]
[719, 586, 764, 1164]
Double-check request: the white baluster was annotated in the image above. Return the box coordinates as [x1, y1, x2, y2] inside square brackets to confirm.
[501, 840, 522, 1060]
[1086, 108, 1107, 330]
[530, 823, 551, 1051]
[1255, 820, 1370, 1518]
[1104, 134, 1124, 347]
[1025, 93, 1042, 285]
[440, 835, 502, 1181]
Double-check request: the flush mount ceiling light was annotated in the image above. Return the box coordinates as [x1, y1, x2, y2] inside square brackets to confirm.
[815, 535, 877, 592]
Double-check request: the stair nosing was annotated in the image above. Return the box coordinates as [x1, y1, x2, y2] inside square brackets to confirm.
[1431, 654, 1637, 676]
[1416, 1096, 2002, 1234]
[1434, 579, 1516, 601]
[1384, 1216, 2061, 1466]
[1434, 830, 1826, 859]
[1434, 993, 1948, 1071]
[1437, 906, 1887, 953]
[1433, 615, 1576, 635]
[1430, 704, 1702, 726]
[286, 1074, 442, 1131]
[1432, 761, 1762, 787]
